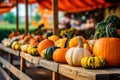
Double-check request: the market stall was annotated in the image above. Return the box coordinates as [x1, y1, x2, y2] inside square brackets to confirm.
[0, 0, 120, 80]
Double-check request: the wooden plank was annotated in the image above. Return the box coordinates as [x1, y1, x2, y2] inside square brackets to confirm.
[0, 44, 19, 56]
[0, 49, 2, 56]
[39, 58, 59, 72]
[59, 64, 120, 80]
[0, 57, 32, 80]
[52, 71, 60, 80]
[25, 0, 29, 35]
[20, 52, 40, 64]
[52, 0, 59, 35]
[0, 67, 12, 80]
[8, 53, 13, 77]
[20, 57, 26, 72]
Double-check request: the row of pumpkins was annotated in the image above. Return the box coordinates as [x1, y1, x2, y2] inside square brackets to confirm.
[2, 27, 120, 69]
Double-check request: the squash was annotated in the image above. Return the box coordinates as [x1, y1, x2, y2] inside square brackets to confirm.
[11, 41, 18, 49]
[53, 38, 69, 63]
[38, 39, 54, 57]
[81, 56, 105, 69]
[69, 36, 87, 48]
[93, 24, 120, 67]
[66, 36, 91, 66]
[44, 46, 59, 60]
[48, 35, 59, 42]
[11, 41, 20, 50]
[27, 46, 39, 56]
[20, 44, 29, 53]
[55, 38, 67, 48]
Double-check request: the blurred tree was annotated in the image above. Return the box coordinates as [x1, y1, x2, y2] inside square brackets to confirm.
[3, 12, 16, 24]
[33, 13, 41, 21]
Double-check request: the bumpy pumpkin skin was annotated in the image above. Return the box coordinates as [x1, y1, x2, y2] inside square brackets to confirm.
[44, 46, 59, 60]
[38, 39, 54, 57]
[81, 56, 105, 69]
[93, 38, 120, 67]
[66, 48, 91, 66]
[53, 48, 69, 63]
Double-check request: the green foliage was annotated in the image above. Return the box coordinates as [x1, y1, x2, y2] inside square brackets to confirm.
[33, 13, 41, 21]
[0, 24, 36, 42]
[95, 22, 119, 38]
[105, 15, 120, 29]
[3, 12, 16, 24]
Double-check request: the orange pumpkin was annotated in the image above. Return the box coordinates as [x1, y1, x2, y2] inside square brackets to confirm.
[93, 24, 120, 67]
[30, 39, 39, 47]
[93, 38, 120, 67]
[53, 39, 69, 63]
[9, 31, 20, 38]
[34, 35, 43, 42]
[38, 39, 54, 57]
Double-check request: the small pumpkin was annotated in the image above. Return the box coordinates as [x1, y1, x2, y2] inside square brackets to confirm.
[66, 36, 91, 66]
[34, 35, 43, 42]
[29, 39, 39, 47]
[69, 36, 87, 48]
[48, 35, 59, 42]
[44, 46, 59, 60]
[81, 56, 105, 69]
[38, 39, 54, 57]
[53, 38, 69, 63]
[93, 24, 120, 67]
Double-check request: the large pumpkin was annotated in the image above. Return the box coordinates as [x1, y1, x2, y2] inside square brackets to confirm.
[93, 38, 120, 67]
[93, 24, 120, 67]
[66, 37, 91, 66]
[38, 39, 54, 57]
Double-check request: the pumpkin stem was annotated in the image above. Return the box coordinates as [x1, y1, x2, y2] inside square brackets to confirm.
[78, 36, 83, 48]
[64, 38, 69, 48]
[106, 23, 112, 38]
[93, 31, 99, 40]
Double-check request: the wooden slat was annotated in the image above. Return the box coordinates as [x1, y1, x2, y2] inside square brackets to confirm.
[39, 58, 59, 72]
[0, 67, 12, 80]
[0, 44, 19, 56]
[20, 52, 40, 64]
[20, 57, 26, 72]
[59, 64, 120, 80]
[0, 57, 32, 80]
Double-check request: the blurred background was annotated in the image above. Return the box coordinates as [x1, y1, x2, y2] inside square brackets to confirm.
[0, 0, 120, 42]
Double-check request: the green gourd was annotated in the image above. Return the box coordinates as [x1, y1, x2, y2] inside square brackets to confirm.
[44, 46, 59, 60]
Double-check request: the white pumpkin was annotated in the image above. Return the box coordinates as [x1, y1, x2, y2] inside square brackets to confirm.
[66, 36, 91, 66]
